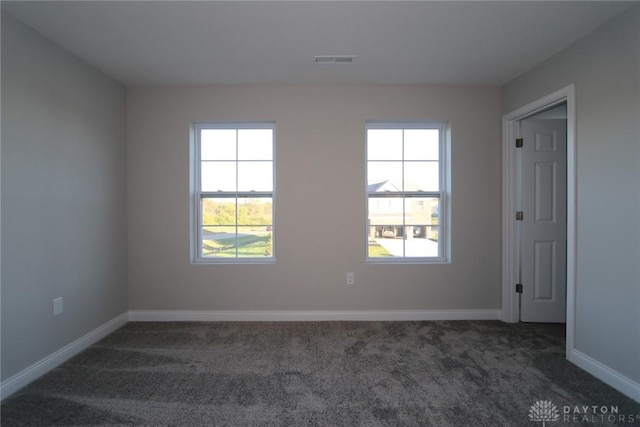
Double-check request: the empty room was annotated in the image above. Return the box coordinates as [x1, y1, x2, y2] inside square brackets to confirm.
[1, 1, 639, 425]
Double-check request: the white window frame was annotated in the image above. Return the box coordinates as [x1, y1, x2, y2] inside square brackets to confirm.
[366, 121, 450, 263]
[191, 122, 276, 264]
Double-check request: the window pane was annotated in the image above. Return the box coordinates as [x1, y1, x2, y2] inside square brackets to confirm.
[368, 225, 404, 257]
[368, 197, 403, 226]
[367, 236, 393, 258]
[201, 197, 236, 226]
[238, 197, 273, 225]
[238, 129, 273, 160]
[405, 197, 439, 225]
[202, 226, 238, 257]
[237, 226, 273, 258]
[425, 225, 439, 244]
[201, 161, 236, 192]
[237, 162, 273, 192]
[201, 129, 236, 160]
[367, 162, 402, 189]
[367, 129, 402, 160]
[404, 161, 439, 191]
[405, 226, 439, 257]
[369, 225, 439, 257]
[404, 129, 439, 160]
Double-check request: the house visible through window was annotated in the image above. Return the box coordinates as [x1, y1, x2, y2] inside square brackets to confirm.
[366, 122, 448, 261]
[192, 123, 275, 262]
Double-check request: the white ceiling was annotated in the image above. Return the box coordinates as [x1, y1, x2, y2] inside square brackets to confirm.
[2, 1, 636, 87]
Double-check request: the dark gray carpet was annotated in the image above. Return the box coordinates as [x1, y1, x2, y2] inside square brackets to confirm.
[2, 321, 639, 426]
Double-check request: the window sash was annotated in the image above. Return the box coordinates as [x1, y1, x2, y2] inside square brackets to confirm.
[366, 193, 443, 259]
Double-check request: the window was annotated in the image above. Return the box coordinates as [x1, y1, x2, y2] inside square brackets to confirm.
[366, 122, 448, 262]
[192, 123, 275, 263]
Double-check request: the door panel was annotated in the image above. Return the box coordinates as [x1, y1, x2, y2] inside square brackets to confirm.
[534, 162, 556, 222]
[533, 240, 555, 300]
[520, 118, 567, 323]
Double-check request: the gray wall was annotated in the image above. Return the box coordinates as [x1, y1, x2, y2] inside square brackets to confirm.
[503, 5, 640, 383]
[1, 13, 128, 380]
[127, 85, 502, 312]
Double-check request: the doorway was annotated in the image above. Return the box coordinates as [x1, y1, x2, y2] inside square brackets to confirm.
[502, 85, 577, 353]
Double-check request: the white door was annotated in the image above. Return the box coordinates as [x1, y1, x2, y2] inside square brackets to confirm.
[520, 118, 567, 323]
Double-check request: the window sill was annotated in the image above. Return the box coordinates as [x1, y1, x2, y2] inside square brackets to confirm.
[366, 257, 450, 265]
[192, 257, 276, 265]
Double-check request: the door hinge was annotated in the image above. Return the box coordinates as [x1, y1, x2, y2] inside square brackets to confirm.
[515, 138, 523, 148]
[515, 283, 523, 294]
[516, 211, 524, 221]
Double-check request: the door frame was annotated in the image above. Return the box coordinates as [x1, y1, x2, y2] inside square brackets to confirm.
[501, 85, 576, 350]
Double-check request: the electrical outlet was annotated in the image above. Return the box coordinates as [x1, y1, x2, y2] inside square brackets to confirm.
[346, 272, 355, 285]
[53, 297, 63, 316]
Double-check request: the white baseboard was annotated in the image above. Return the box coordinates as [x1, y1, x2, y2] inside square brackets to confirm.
[128, 309, 502, 322]
[0, 312, 129, 400]
[569, 349, 640, 403]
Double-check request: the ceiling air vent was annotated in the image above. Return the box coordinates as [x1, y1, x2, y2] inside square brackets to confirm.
[314, 55, 356, 64]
